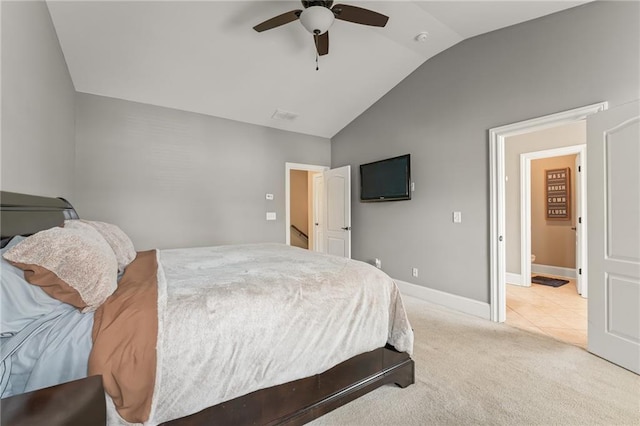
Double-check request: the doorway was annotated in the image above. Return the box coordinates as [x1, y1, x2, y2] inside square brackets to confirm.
[505, 140, 587, 291]
[528, 153, 580, 285]
[289, 169, 314, 249]
[505, 139, 588, 347]
[489, 102, 607, 323]
[285, 162, 352, 258]
[285, 163, 328, 251]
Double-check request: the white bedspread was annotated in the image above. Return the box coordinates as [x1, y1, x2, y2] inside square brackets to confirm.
[136, 243, 412, 425]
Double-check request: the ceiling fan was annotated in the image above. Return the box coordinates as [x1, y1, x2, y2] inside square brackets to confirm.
[253, 1, 389, 57]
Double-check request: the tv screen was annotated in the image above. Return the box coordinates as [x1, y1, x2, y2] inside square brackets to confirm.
[360, 154, 411, 202]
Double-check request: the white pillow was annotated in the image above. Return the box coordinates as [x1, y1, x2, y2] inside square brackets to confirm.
[2, 226, 118, 313]
[65, 220, 136, 273]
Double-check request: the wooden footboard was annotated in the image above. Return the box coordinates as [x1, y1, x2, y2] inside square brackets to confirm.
[1, 347, 414, 426]
[0, 346, 413, 426]
[162, 345, 414, 426]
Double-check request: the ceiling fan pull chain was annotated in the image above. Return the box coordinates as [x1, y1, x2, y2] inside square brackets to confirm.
[314, 32, 320, 71]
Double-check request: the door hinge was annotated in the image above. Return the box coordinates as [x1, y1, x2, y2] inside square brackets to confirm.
[578, 165, 581, 172]
[578, 217, 582, 224]
[579, 268, 582, 275]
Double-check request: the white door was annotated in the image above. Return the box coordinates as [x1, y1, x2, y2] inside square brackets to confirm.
[312, 173, 324, 253]
[587, 100, 640, 374]
[323, 165, 351, 258]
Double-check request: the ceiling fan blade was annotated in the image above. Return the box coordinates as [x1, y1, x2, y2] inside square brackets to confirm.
[314, 31, 329, 56]
[331, 4, 388, 27]
[253, 10, 302, 32]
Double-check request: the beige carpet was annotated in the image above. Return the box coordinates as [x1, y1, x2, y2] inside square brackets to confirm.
[310, 295, 640, 426]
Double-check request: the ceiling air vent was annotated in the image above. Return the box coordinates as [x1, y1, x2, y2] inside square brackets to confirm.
[272, 109, 299, 121]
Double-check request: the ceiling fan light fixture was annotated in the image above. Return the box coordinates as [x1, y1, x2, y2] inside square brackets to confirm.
[299, 6, 335, 35]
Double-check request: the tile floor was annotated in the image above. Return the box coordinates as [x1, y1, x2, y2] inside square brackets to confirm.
[506, 276, 587, 348]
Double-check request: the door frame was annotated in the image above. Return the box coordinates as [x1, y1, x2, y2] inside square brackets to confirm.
[285, 162, 329, 246]
[520, 144, 587, 296]
[489, 102, 607, 322]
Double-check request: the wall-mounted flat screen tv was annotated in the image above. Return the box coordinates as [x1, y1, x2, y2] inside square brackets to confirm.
[360, 154, 411, 202]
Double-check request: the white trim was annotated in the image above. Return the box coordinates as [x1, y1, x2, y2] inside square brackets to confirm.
[489, 124, 506, 322]
[576, 150, 588, 298]
[395, 279, 491, 320]
[520, 153, 531, 289]
[520, 144, 586, 295]
[489, 102, 607, 322]
[531, 264, 576, 279]
[285, 163, 329, 246]
[506, 272, 525, 286]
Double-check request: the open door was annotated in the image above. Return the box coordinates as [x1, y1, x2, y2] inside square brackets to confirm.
[323, 166, 351, 258]
[312, 173, 324, 253]
[587, 100, 640, 374]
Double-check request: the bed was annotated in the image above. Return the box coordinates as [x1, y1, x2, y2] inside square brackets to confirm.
[0, 191, 415, 425]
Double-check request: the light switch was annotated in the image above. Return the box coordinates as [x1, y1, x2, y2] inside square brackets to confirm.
[453, 211, 462, 223]
[266, 193, 274, 200]
[266, 212, 276, 221]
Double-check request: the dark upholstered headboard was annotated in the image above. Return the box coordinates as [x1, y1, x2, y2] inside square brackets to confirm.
[0, 191, 79, 247]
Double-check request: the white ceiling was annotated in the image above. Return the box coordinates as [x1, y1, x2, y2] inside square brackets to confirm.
[47, 1, 590, 138]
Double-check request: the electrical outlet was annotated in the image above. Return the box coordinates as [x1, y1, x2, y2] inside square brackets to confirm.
[412, 267, 418, 277]
[375, 258, 382, 269]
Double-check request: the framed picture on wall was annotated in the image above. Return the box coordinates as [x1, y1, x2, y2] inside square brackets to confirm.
[546, 167, 571, 220]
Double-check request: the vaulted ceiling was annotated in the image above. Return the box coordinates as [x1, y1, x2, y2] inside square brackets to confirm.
[47, 1, 590, 138]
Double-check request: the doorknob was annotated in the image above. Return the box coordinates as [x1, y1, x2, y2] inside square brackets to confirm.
[571, 227, 577, 231]
[342, 226, 351, 231]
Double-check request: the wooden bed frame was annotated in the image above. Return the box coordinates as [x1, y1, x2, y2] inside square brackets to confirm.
[0, 191, 415, 425]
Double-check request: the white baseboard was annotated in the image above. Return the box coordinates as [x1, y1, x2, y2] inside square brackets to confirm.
[531, 264, 576, 279]
[506, 272, 526, 286]
[394, 279, 491, 320]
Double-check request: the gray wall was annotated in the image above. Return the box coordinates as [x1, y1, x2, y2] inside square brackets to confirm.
[74, 93, 330, 250]
[331, 1, 640, 303]
[1, 1, 76, 198]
